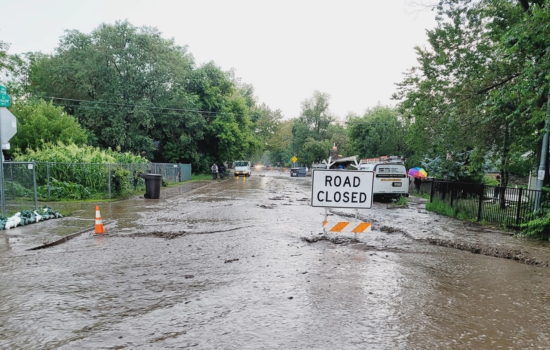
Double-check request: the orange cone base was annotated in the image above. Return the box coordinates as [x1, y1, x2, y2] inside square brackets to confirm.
[95, 224, 104, 234]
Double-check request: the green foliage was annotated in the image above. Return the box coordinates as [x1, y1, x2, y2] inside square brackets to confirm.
[413, 191, 430, 199]
[13, 141, 147, 164]
[347, 105, 408, 159]
[520, 209, 550, 241]
[0, 40, 8, 70]
[287, 91, 340, 165]
[302, 138, 331, 165]
[393, 0, 542, 186]
[7, 100, 87, 155]
[396, 196, 408, 206]
[10, 182, 33, 198]
[426, 199, 456, 218]
[13, 142, 147, 197]
[111, 167, 130, 196]
[38, 179, 90, 200]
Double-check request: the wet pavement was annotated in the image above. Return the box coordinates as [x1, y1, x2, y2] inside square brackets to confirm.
[1, 172, 550, 349]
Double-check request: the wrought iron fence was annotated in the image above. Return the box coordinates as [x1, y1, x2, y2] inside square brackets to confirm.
[1, 161, 192, 214]
[421, 180, 550, 229]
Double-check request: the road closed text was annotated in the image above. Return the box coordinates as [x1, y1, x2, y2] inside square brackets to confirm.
[311, 170, 374, 209]
[317, 176, 367, 203]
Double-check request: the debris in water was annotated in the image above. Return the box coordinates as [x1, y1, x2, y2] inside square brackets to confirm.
[301, 235, 359, 245]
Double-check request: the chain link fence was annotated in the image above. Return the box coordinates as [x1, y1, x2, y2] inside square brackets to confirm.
[1, 161, 191, 215]
[2, 161, 38, 215]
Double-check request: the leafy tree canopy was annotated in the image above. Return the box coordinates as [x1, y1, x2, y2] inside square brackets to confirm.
[8, 100, 88, 154]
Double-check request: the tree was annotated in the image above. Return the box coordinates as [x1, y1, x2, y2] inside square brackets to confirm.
[302, 137, 331, 165]
[0, 40, 8, 72]
[23, 21, 262, 171]
[29, 21, 202, 160]
[347, 105, 408, 160]
[8, 100, 88, 154]
[288, 91, 336, 164]
[298, 91, 334, 137]
[393, 0, 544, 183]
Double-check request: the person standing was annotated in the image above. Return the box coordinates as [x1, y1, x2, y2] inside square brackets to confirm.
[211, 163, 218, 180]
[414, 177, 421, 193]
[218, 163, 226, 179]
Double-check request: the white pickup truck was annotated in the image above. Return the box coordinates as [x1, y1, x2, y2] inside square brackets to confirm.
[234, 160, 251, 177]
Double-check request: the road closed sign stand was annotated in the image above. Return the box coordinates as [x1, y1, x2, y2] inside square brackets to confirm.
[311, 169, 374, 236]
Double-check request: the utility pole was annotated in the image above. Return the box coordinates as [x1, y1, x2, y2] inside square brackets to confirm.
[534, 84, 550, 211]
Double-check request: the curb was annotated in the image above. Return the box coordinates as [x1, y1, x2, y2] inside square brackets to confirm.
[27, 220, 112, 251]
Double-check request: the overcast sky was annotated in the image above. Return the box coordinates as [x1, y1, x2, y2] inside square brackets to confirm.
[1, 0, 436, 120]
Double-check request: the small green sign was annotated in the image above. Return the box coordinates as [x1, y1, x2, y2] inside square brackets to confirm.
[0, 93, 10, 107]
[0, 85, 6, 94]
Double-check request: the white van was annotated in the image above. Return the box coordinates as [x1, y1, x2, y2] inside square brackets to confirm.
[358, 156, 409, 200]
[234, 160, 251, 176]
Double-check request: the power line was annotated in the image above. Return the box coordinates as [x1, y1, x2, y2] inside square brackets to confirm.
[33, 95, 221, 115]
[49, 103, 220, 118]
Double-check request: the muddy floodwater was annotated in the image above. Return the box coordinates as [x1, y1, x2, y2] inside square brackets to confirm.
[1, 172, 550, 349]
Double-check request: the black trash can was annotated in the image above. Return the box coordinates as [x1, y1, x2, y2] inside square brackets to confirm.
[140, 173, 162, 199]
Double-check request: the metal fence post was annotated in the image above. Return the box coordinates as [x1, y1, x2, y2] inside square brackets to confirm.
[46, 161, 51, 201]
[515, 188, 523, 227]
[108, 163, 111, 199]
[9, 164, 14, 199]
[477, 184, 484, 222]
[32, 161, 38, 210]
[450, 185, 455, 208]
[429, 181, 434, 202]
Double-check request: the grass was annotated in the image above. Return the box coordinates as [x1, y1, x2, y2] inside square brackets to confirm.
[413, 191, 430, 199]
[426, 199, 457, 218]
[396, 196, 408, 206]
[189, 173, 214, 181]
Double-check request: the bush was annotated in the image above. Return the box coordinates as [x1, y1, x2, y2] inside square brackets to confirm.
[37, 179, 91, 200]
[111, 166, 130, 195]
[426, 199, 456, 217]
[9, 182, 33, 198]
[13, 142, 149, 196]
[520, 209, 550, 240]
[13, 141, 147, 164]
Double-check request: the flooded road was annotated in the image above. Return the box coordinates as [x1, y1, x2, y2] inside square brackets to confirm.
[1, 172, 550, 349]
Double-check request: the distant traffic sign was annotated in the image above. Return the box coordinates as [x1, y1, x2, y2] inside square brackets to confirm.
[292, 156, 298, 163]
[0, 93, 9, 107]
[0, 85, 6, 94]
[311, 169, 374, 209]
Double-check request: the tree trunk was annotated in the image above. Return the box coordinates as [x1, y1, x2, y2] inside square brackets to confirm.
[499, 122, 510, 209]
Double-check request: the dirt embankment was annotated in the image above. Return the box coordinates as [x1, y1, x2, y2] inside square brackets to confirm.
[427, 238, 550, 267]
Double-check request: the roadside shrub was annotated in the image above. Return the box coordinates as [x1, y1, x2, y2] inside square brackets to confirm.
[12, 142, 149, 197]
[13, 141, 148, 164]
[426, 199, 456, 217]
[37, 179, 91, 200]
[111, 167, 130, 195]
[520, 209, 550, 241]
[9, 182, 33, 198]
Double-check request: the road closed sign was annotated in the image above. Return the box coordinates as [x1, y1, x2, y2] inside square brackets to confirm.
[311, 170, 374, 209]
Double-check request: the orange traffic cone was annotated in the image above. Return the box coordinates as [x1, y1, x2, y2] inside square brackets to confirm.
[95, 205, 104, 234]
